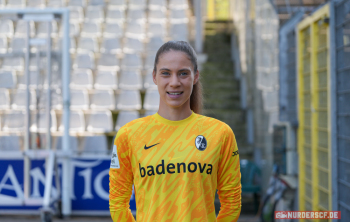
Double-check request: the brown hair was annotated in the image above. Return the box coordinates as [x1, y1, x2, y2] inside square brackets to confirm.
[153, 41, 203, 114]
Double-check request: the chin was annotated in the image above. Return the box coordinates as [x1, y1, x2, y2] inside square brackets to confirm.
[165, 102, 186, 109]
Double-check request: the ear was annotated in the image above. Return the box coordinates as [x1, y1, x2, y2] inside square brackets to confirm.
[152, 70, 157, 85]
[193, 70, 199, 85]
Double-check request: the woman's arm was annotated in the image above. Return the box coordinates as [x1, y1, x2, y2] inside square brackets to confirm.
[109, 127, 136, 222]
[216, 126, 242, 222]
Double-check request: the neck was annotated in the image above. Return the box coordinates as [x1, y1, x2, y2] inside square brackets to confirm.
[157, 101, 193, 121]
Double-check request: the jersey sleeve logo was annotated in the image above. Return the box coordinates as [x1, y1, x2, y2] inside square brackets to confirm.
[195, 135, 207, 151]
[232, 150, 239, 157]
[110, 145, 120, 169]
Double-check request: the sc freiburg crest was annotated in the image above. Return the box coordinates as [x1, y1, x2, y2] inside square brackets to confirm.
[195, 135, 207, 151]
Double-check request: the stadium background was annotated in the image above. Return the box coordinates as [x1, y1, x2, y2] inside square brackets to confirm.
[0, 0, 349, 222]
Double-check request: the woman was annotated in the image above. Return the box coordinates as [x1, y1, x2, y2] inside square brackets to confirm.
[109, 41, 241, 222]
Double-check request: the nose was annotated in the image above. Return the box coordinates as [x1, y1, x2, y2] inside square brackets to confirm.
[169, 73, 181, 87]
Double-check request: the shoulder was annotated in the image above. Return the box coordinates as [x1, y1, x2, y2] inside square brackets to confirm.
[115, 115, 154, 140]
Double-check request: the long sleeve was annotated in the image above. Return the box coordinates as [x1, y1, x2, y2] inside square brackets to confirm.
[216, 126, 242, 222]
[109, 127, 136, 222]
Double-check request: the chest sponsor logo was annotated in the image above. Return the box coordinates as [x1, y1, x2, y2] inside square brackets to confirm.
[195, 135, 207, 151]
[110, 145, 120, 169]
[144, 143, 160, 150]
[139, 160, 213, 177]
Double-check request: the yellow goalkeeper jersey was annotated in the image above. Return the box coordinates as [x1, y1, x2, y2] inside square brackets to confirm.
[109, 111, 241, 222]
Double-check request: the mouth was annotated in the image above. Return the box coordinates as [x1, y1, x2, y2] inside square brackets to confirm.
[167, 92, 183, 95]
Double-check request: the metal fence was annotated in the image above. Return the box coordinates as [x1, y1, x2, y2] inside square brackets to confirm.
[297, 4, 332, 220]
[333, 0, 350, 220]
[279, 12, 304, 124]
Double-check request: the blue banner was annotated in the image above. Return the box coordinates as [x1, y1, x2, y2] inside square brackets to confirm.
[0, 157, 136, 214]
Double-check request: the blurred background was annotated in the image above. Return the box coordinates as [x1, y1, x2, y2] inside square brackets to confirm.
[0, 0, 349, 222]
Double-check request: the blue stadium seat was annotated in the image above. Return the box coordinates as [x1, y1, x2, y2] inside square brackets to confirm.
[97, 53, 120, 71]
[115, 110, 139, 131]
[101, 37, 122, 54]
[0, 36, 8, 53]
[67, 0, 86, 7]
[103, 22, 123, 38]
[77, 37, 99, 53]
[0, 70, 17, 88]
[7, 0, 26, 8]
[144, 89, 159, 110]
[30, 111, 57, 133]
[116, 90, 141, 110]
[27, 0, 46, 8]
[2, 110, 25, 132]
[59, 110, 85, 132]
[87, 110, 113, 133]
[47, 0, 66, 8]
[143, 68, 157, 90]
[0, 20, 14, 38]
[85, 6, 105, 22]
[70, 69, 94, 89]
[70, 89, 90, 110]
[119, 69, 143, 90]
[0, 135, 21, 151]
[149, 0, 166, 8]
[14, 20, 35, 37]
[123, 37, 144, 53]
[109, 0, 127, 8]
[11, 89, 36, 110]
[69, 6, 84, 22]
[94, 70, 118, 90]
[90, 89, 115, 110]
[106, 8, 125, 22]
[0, 89, 10, 110]
[81, 21, 102, 37]
[82, 135, 108, 154]
[122, 53, 142, 69]
[74, 52, 96, 69]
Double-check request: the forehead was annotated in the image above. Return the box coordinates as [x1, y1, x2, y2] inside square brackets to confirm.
[157, 50, 193, 69]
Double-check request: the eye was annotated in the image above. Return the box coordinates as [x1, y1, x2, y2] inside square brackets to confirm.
[161, 71, 170, 75]
[180, 72, 188, 76]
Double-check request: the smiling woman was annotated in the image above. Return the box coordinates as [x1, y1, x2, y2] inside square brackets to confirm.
[109, 41, 242, 222]
[153, 41, 203, 120]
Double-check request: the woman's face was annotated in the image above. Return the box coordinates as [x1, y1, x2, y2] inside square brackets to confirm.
[153, 50, 199, 110]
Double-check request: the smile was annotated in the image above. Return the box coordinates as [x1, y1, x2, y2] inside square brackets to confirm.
[167, 92, 183, 95]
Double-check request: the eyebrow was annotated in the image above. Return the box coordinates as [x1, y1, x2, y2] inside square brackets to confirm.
[158, 68, 191, 72]
[178, 68, 191, 72]
[159, 68, 171, 71]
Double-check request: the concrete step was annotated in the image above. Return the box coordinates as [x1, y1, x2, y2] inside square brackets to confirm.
[201, 20, 252, 156]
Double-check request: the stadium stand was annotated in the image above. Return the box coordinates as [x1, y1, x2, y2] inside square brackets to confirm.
[0, 0, 191, 152]
[115, 110, 139, 130]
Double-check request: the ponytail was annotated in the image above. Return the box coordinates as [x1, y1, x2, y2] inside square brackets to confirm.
[154, 41, 203, 114]
[190, 80, 203, 114]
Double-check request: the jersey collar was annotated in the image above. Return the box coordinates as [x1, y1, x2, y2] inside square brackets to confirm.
[153, 111, 197, 126]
